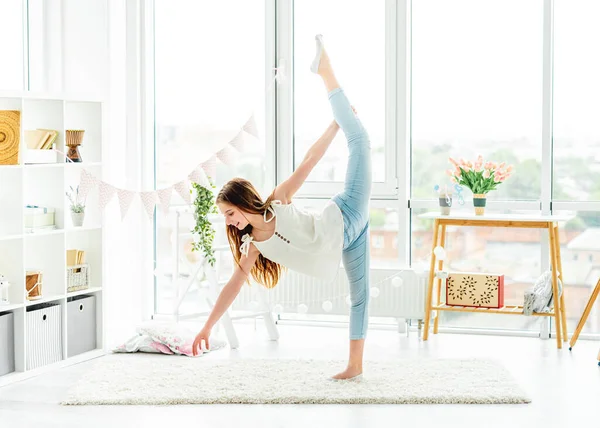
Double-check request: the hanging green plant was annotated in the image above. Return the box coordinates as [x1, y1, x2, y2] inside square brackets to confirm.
[191, 181, 218, 267]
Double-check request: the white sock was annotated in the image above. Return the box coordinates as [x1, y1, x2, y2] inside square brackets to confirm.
[310, 34, 324, 74]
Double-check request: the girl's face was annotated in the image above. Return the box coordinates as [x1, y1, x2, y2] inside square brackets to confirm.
[217, 202, 249, 230]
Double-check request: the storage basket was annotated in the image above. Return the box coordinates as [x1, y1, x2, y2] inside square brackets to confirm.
[0, 311, 15, 376]
[67, 295, 96, 357]
[67, 264, 90, 292]
[26, 303, 62, 370]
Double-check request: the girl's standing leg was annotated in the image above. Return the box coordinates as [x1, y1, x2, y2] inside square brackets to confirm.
[314, 36, 372, 380]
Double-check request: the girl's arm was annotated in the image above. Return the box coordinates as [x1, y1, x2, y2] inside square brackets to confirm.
[201, 244, 259, 330]
[274, 120, 340, 202]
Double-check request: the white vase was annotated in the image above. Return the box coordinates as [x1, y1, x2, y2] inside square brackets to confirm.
[71, 211, 85, 227]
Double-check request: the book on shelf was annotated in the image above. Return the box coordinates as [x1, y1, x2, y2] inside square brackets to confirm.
[67, 249, 86, 267]
[25, 129, 59, 150]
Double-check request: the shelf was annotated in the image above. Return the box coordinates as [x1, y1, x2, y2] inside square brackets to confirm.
[0, 93, 104, 387]
[0, 91, 104, 103]
[0, 234, 23, 241]
[25, 294, 65, 307]
[66, 225, 102, 233]
[419, 212, 574, 223]
[0, 162, 103, 169]
[0, 303, 24, 312]
[432, 303, 555, 317]
[23, 229, 64, 237]
[67, 287, 102, 298]
[23, 163, 65, 169]
[65, 162, 102, 168]
[0, 348, 105, 388]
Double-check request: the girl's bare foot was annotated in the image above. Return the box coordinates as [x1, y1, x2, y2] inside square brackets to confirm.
[331, 365, 362, 380]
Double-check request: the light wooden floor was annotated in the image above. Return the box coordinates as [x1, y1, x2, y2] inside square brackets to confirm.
[0, 322, 598, 428]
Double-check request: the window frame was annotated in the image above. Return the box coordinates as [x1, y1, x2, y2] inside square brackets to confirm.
[146, 0, 600, 340]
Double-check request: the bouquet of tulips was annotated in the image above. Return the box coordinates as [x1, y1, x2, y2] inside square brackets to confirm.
[446, 155, 514, 195]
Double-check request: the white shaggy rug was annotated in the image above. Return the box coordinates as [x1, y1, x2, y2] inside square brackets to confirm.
[62, 355, 531, 405]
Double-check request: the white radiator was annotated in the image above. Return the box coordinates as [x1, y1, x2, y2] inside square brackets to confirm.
[233, 268, 427, 320]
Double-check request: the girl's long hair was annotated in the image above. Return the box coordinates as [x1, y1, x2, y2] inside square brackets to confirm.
[216, 178, 284, 288]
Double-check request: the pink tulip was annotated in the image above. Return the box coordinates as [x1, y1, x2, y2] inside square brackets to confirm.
[451, 176, 457, 183]
[494, 171, 503, 181]
[499, 162, 506, 169]
[483, 169, 491, 178]
[506, 165, 514, 173]
[454, 167, 461, 176]
[449, 157, 459, 167]
[446, 169, 453, 177]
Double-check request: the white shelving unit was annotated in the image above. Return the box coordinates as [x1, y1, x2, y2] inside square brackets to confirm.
[0, 93, 105, 387]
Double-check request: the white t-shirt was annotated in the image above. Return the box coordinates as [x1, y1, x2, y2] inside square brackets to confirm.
[240, 200, 344, 283]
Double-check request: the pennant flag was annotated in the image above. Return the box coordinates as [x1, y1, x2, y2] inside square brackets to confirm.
[216, 145, 236, 166]
[188, 166, 202, 184]
[79, 169, 98, 200]
[201, 156, 217, 180]
[242, 114, 259, 138]
[98, 182, 116, 211]
[140, 191, 158, 220]
[117, 189, 135, 220]
[157, 187, 173, 214]
[228, 130, 245, 152]
[174, 180, 191, 204]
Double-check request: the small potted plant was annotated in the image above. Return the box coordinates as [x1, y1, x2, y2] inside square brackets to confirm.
[66, 185, 86, 227]
[447, 155, 514, 215]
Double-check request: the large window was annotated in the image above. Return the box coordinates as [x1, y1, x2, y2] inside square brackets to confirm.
[411, 0, 545, 332]
[293, 0, 387, 184]
[553, 0, 600, 202]
[552, 1, 600, 335]
[154, 0, 267, 314]
[554, 212, 600, 335]
[412, 0, 599, 336]
[412, 0, 543, 201]
[150, 1, 600, 337]
[0, 1, 25, 90]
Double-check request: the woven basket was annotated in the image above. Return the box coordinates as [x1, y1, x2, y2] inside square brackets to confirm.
[67, 264, 90, 292]
[0, 110, 21, 165]
[65, 129, 85, 147]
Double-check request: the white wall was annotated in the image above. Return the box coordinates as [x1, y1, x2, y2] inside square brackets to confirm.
[30, 0, 150, 348]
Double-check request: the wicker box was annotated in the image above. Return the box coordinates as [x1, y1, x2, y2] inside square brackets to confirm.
[446, 272, 505, 308]
[67, 264, 90, 293]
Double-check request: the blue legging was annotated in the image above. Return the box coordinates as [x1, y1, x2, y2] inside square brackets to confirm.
[329, 88, 372, 340]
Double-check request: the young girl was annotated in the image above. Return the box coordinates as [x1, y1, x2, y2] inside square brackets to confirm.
[192, 35, 372, 380]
